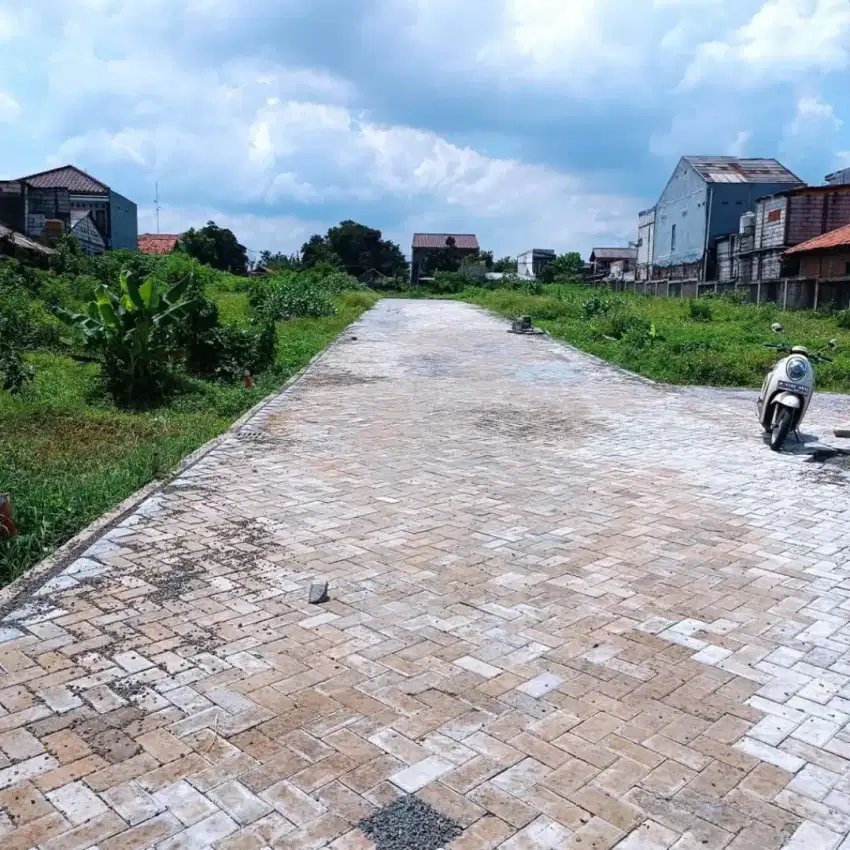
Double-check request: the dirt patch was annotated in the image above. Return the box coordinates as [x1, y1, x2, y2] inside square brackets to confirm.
[474, 404, 593, 442]
[309, 369, 385, 387]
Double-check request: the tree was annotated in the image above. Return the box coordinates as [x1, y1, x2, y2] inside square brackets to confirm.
[300, 220, 408, 278]
[492, 256, 516, 273]
[182, 221, 248, 275]
[539, 251, 584, 283]
[258, 250, 301, 271]
[300, 235, 345, 270]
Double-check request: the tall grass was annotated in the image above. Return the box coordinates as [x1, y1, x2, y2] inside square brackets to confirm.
[460, 285, 850, 392]
[0, 293, 377, 586]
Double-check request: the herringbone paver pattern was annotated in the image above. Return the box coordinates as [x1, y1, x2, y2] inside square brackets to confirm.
[2, 299, 850, 849]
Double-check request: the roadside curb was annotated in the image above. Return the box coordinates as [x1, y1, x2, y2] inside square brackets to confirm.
[0, 316, 363, 617]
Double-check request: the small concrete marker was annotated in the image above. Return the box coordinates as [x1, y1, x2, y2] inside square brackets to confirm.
[309, 580, 329, 604]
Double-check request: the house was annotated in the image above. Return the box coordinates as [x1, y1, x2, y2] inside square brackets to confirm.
[740, 184, 850, 282]
[785, 223, 850, 280]
[590, 247, 637, 279]
[410, 233, 479, 286]
[0, 165, 137, 251]
[138, 233, 181, 255]
[0, 222, 56, 263]
[826, 168, 850, 186]
[636, 208, 655, 281]
[517, 249, 554, 279]
[652, 156, 804, 281]
[70, 211, 106, 255]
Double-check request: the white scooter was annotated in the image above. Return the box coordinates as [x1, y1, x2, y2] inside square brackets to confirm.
[757, 323, 836, 452]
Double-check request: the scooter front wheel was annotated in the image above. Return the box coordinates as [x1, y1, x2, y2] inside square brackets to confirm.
[770, 406, 792, 451]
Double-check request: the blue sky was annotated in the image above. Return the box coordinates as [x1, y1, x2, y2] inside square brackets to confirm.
[1, 0, 848, 262]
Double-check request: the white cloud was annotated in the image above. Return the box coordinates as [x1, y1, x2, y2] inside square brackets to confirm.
[682, 0, 850, 88]
[836, 152, 850, 167]
[726, 131, 751, 157]
[787, 96, 843, 136]
[0, 91, 19, 121]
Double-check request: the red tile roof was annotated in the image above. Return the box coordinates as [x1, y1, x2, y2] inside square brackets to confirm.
[412, 233, 479, 250]
[786, 223, 850, 255]
[19, 165, 109, 194]
[138, 233, 180, 255]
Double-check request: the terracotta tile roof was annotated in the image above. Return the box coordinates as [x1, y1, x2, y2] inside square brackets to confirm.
[412, 233, 479, 250]
[138, 233, 180, 255]
[786, 223, 850, 255]
[19, 165, 109, 194]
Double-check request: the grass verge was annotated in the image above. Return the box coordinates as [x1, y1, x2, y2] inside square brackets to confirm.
[459, 285, 850, 392]
[0, 291, 377, 586]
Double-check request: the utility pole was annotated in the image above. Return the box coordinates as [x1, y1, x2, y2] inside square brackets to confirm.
[154, 182, 161, 234]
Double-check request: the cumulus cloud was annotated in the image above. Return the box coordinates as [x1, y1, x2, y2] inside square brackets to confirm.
[682, 0, 850, 88]
[1, 0, 850, 257]
[787, 97, 843, 136]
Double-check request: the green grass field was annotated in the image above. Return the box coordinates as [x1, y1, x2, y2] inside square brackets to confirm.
[460, 285, 850, 392]
[0, 290, 377, 586]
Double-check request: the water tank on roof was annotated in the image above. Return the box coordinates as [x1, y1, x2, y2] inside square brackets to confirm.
[740, 212, 756, 235]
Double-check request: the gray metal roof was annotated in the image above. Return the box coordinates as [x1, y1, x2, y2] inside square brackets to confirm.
[591, 247, 637, 261]
[0, 223, 56, 255]
[683, 156, 802, 185]
[412, 233, 479, 250]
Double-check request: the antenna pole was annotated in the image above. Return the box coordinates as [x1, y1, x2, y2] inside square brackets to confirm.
[155, 182, 161, 234]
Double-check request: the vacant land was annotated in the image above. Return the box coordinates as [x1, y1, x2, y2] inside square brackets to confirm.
[1, 280, 376, 586]
[460, 284, 850, 392]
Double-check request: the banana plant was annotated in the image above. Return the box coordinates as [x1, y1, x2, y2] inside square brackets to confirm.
[58, 270, 195, 405]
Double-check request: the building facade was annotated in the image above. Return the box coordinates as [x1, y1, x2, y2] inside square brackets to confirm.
[70, 211, 106, 255]
[517, 249, 555, 279]
[410, 233, 479, 286]
[636, 207, 655, 281]
[785, 223, 850, 280]
[652, 157, 804, 281]
[0, 165, 138, 251]
[590, 247, 637, 279]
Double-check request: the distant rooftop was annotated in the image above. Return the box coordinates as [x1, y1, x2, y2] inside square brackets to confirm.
[591, 247, 638, 261]
[684, 156, 803, 185]
[138, 233, 180, 255]
[18, 165, 110, 194]
[412, 233, 479, 250]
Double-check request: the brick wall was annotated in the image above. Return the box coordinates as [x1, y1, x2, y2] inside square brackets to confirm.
[755, 195, 788, 249]
[788, 190, 850, 245]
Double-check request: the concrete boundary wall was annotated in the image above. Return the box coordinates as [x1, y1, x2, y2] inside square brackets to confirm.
[607, 277, 850, 311]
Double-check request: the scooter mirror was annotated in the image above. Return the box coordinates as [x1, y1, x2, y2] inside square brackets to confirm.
[771, 323, 784, 333]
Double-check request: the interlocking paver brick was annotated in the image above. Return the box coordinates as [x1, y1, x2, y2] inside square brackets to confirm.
[3, 299, 850, 848]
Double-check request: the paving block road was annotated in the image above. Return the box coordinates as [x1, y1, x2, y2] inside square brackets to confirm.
[2, 299, 850, 849]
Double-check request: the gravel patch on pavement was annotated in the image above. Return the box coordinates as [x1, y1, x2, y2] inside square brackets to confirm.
[358, 795, 462, 850]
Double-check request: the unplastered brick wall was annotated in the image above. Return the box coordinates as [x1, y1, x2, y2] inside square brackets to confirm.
[754, 195, 788, 249]
[788, 190, 850, 246]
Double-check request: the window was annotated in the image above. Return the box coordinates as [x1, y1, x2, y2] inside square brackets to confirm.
[671, 224, 677, 253]
[767, 210, 782, 223]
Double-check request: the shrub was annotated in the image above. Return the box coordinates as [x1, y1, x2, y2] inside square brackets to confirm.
[582, 293, 615, 320]
[261, 278, 336, 321]
[0, 306, 33, 393]
[429, 271, 468, 294]
[836, 309, 850, 330]
[312, 271, 363, 293]
[688, 299, 713, 322]
[58, 271, 194, 407]
[210, 321, 277, 382]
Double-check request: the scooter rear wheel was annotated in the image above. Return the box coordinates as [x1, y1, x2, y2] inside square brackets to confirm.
[770, 407, 792, 452]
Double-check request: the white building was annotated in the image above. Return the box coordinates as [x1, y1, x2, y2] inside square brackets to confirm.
[517, 249, 555, 279]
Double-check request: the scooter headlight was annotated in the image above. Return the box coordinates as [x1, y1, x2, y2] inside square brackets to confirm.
[786, 358, 809, 381]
